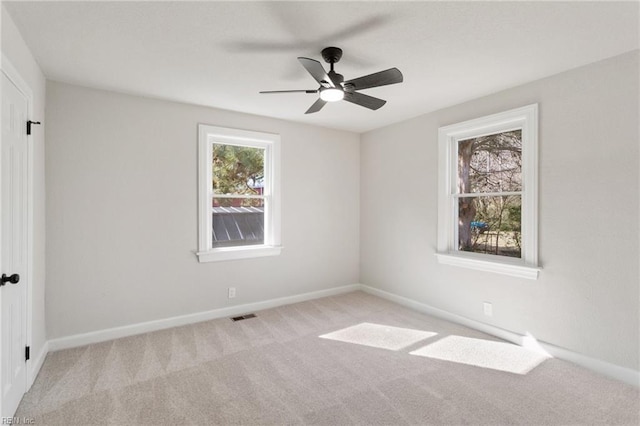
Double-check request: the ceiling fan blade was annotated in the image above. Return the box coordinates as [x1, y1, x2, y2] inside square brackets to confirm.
[344, 68, 403, 91]
[298, 57, 334, 87]
[305, 98, 327, 114]
[260, 90, 318, 94]
[343, 92, 386, 110]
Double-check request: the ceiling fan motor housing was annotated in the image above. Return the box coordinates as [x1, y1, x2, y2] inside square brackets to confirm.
[329, 70, 344, 85]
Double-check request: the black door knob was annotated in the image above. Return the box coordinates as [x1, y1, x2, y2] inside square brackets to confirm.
[1, 274, 20, 286]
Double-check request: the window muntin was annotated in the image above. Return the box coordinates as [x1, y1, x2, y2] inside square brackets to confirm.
[437, 104, 538, 279]
[198, 125, 281, 262]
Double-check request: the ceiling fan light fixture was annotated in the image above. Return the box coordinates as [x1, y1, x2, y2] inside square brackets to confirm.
[261, 47, 403, 113]
[320, 88, 344, 102]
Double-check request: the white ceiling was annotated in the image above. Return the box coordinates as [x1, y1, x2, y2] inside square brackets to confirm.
[4, 1, 639, 133]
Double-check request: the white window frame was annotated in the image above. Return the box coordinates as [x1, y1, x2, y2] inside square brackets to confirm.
[436, 104, 540, 279]
[197, 124, 282, 262]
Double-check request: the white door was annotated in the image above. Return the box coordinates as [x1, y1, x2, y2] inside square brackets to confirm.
[0, 72, 29, 418]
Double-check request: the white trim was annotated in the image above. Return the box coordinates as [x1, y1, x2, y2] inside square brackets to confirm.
[196, 245, 282, 262]
[44, 283, 639, 387]
[48, 283, 360, 351]
[213, 194, 265, 199]
[437, 104, 539, 277]
[27, 341, 48, 388]
[197, 124, 281, 263]
[197, 124, 211, 253]
[540, 342, 640, 388]
[456, 191, 523, 198]
[1, 54, 34, 101]
[435, 253, 540, 280]
[359, 284, 639, 388]
[0, 54, 36, 396]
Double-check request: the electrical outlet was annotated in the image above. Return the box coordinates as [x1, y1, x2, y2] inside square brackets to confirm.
[228, 287, 236, 299]
[483, 302, 493, 317]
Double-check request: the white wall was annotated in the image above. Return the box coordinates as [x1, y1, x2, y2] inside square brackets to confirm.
[361, 51, 639, 371]
[45, 82, 360, 339]
[1, 6, 47, 371]
[11, 2, 637, 375]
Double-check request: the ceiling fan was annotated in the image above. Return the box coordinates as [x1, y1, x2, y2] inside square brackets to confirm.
[260, 47, 403, 114]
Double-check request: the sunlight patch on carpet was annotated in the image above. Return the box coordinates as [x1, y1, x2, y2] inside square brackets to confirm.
[410, 335, 550, 374]
[319, 323, 437, 351]
[521, 332, 552, 357]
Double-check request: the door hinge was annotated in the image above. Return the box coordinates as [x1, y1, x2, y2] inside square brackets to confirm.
[25, 346, 30, 361]
[26, 120, 41, 135]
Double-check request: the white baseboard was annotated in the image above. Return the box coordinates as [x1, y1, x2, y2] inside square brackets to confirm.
[44, 282, 639, 388]
[27, 340, 49, 389]
[360, 284, 640, 388]
[48, 283, 361, 352]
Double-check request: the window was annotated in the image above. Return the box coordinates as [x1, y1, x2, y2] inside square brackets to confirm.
[436, 104, 539, 279]
[197, 125, 281, 262]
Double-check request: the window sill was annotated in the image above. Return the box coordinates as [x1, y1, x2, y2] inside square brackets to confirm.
[197, 245, 283, 263]
[435, 252, 540, 280]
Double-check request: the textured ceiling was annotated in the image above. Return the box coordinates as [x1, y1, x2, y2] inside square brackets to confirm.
[4, 1, 639, 133]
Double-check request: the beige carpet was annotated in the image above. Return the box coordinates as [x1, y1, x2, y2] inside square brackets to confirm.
[17, 291, 639, 425]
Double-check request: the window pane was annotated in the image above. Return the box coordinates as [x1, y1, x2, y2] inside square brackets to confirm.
[458, 130, 522, 194]
[212, 198, 264, 248]
[212, 144, 265, 195]
[458, 195, 521, 258]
